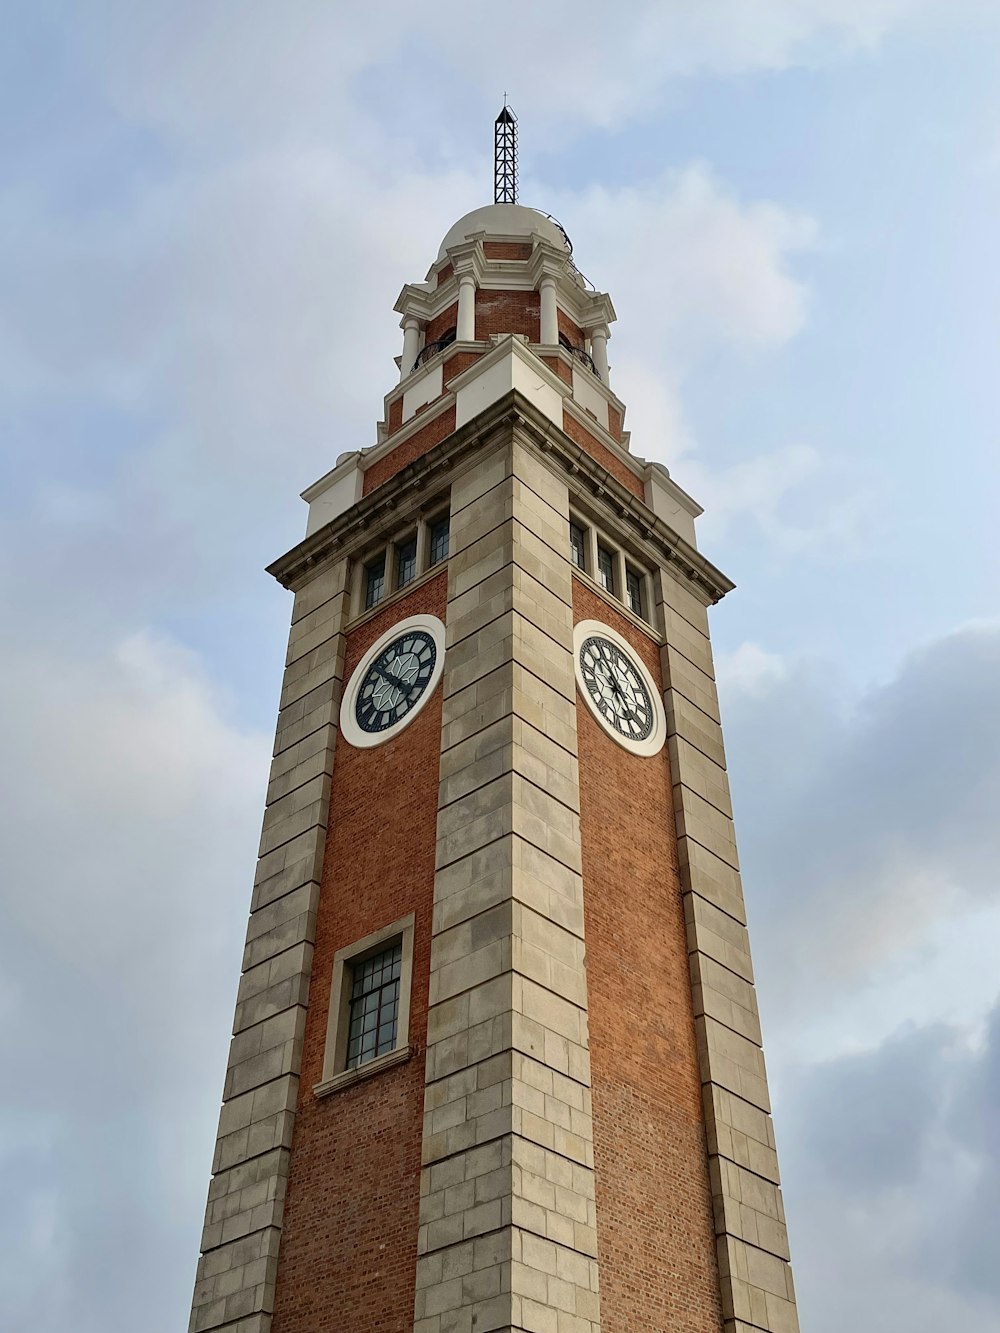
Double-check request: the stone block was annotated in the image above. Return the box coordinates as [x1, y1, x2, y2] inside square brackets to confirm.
[685, 894, 754, 982]
[665, 689, 728, 769]
[289, 557, 349, 624]
[678, 837, 748, 926]
[673, 786, 740, 871]
[669, 735, 733, 819]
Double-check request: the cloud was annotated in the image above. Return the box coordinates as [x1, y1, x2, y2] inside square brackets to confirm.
[779, 1005, 1000, 1332]
[718, 624, 1000, 1025]
[68, 0, 956, 150]
[0, 630, 270, 1332]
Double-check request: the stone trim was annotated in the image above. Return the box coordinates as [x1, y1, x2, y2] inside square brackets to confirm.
[654, 564, 800, 1333]
[268, 390, 733, 611]
[413, 428, 603, 1333]
[313, 1044, 412, 1098]
[187, 558, 350, 1333]
[317, 911, 416, 1084]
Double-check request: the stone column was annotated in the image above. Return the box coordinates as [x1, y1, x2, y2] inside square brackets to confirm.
[457, 273, 477, 342]
[188, 558, 350, 1333]
[655, 567, 799, 1333]
[588, 326, 609, 385]
[401, 316, 421, 381]
[413, 426, 602, 1333]
[539, 277, 558, 346]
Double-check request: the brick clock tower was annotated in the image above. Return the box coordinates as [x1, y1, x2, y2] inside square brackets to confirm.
[188, 155, 800, 1333]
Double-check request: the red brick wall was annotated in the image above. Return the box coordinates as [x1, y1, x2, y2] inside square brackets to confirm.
[557, 308, 584, 347]
[443, 349, 482, 388]
[436, 261, 454, 286]
[608, 404, 624, 442]
[271, 574, 449, 1333]
[425, 302, 459, 345]
[573, 580, 723, 1333]
[386, 397, 403, 435]
[475, 288, 540, 343]
[363, 405, 457, 494]
[483, 241, 532, 260]
[562, 409, 643, 499]
[540, 353, 572, 386]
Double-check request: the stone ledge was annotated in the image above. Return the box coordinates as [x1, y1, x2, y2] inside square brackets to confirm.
[313, 1044, 412, 1098]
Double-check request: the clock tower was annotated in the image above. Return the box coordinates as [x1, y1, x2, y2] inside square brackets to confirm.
[188, 137, 800, 1333]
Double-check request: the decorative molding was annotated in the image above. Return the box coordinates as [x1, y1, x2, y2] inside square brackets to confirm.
[313, 1045, 412, 1098]
[269, 390, 734, 609]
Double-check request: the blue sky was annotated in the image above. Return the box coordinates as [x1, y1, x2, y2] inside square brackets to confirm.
[2, 4, 999, 1330]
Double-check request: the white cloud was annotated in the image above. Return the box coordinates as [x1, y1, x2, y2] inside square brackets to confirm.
[720, 624, 1000, 1025]
[0, 631, 270, 1331]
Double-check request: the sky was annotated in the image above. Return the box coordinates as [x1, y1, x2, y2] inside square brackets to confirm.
[1, 2, 999, 1329]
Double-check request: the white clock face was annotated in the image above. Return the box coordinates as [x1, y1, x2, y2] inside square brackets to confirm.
[341, 615, 446, 748]
[573, 619, 666, 757]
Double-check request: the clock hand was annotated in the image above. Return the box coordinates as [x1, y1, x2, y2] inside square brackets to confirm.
[375, 665, 420, 696]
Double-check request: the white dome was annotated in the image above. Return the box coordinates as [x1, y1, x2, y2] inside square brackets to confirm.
[437, 204, 567, 260]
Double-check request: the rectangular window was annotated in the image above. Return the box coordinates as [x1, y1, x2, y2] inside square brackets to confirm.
[428, 515, 450, 566]
[597, 544, 615, 595]
[346, 940, 402, 1070]
[569, 521, 587, 571]
[364, 555, 385, 610]
[396, 536, 417, 589]
[626, 567, 644, 619]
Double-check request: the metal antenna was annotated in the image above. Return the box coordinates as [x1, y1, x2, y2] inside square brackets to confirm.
[494, 102, 518, 204]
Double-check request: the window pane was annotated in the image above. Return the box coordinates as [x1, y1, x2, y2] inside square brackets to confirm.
[429, 516, 450, 566]
[569, 522, 586, 571]
[396, 537, 417, 589]
[597, 545, 615, 595]
[365, 556, 385, 610]
[345, 940, 402, 1070]
[626, 568, 644, 618]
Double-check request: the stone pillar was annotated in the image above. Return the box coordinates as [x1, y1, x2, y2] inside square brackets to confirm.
[589, 326, 610, 385]
[413, 429, 602, 1333]
[188, 558, 350, 1333]
[401, 316, 421, 381]
[457, 274, 477, 342]
[539, 277, 558, 346]
[655, 567, 799, 1333]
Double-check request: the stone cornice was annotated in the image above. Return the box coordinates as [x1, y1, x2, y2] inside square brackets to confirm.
[268, 391, 733, 606]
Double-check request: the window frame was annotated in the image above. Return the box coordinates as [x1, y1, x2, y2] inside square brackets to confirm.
[352, 505, 452, 619]
[364, 554, 386, 610]
[315, 912, 416, 1097]
[569, 510, 651, 627]
[569, 520, 587, 572]
[395, 532, 418, 590]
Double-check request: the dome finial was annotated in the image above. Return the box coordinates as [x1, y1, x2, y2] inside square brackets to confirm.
[494, 101, 518, 205]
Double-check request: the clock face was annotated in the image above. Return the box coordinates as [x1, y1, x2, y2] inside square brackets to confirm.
[579, 635, 654, 742]
[355, 630, 436, 734]
[573, 619, 666, 756]
[341, 614, 446, 749]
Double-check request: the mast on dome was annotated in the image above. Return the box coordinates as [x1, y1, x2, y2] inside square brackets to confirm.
[494, 101, 518, 204]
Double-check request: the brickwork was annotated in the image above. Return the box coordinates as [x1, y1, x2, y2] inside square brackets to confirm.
[607, 405, 623, 442]
[443, 350, 483, 388]
[475, 288, 540, 343]
[426, 302, 459, 346]
[436, 262, 454, 286]
[573, 579, 723, 1333]
[557, 308, 584, 348]
[540, 354, 572, 386]
[561, 409, 643, 499]
[483, 241, 533, 260]
[364, 405, 457, 494]
[270, 573, 448, 1333]
[388, 397, 404, 435]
